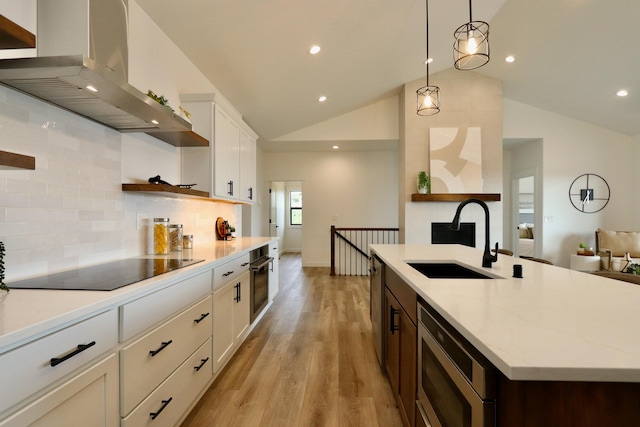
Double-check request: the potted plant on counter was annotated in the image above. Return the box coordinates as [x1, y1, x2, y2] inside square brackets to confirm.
[417, 171, 430, 194]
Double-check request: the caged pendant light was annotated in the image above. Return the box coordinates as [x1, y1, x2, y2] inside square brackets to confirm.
[416, 0, 440, 116]
[453, 0, 490, 70]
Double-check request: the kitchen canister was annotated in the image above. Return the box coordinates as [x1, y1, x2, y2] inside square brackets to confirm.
[153, 218, 170, 255]
[183, 234, 193, 249]
[169, 224, 183, 252]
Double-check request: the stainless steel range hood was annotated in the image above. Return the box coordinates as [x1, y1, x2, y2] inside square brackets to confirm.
[0, 0, 207, 147]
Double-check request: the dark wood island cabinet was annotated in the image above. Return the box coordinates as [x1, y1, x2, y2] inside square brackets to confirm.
[384, 267, 417, 427]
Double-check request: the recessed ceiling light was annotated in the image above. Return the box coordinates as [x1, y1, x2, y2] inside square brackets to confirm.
[617, 89, 628, 97]
[318, 96, 327, 102]
[309, 45, 321, 55]
[424, 58, 433, 64]
[151, 119, 159, 125]
[86, 85, 98, 92]
[332, 145, 340, 149]
[505, 55, 515, 63]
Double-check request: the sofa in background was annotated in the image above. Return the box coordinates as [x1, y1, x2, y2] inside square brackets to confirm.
[593, 229, 640, 285]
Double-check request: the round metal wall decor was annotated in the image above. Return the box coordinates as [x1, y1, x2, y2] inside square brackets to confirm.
[568, 173, 610, 213]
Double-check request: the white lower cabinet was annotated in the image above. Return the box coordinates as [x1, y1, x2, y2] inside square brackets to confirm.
[120, 295, 213, 416]
[121, 338, 212, 427]
[0, 309, 118, 417]
[0, 353, 119, 427]
[213, 271, 250, 372]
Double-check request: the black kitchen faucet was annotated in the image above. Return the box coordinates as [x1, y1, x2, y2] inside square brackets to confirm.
[450, 198, 498, 268]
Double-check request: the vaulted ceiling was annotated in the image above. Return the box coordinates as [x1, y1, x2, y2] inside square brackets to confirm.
[137, 0, 640, 144]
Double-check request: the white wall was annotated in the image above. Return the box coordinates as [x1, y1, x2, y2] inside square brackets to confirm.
[400, 70, 504, 250]
[504, 98, 636, 267]
[262, 150, 398, 267]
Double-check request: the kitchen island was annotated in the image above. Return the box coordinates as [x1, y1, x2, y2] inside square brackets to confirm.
[371, 243, 640, 427]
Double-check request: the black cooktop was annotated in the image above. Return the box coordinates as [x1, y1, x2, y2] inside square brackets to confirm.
[8, 258, 205, 291]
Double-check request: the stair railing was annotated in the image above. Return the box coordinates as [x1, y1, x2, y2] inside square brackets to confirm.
[330, 226, 399, 276]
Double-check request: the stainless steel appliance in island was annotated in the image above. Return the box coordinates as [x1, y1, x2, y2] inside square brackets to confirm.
[416, 300, 497, 427]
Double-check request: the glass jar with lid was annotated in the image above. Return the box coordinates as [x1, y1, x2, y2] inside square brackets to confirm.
[153, 218, 170, 255]
[169, 224, 183, 252]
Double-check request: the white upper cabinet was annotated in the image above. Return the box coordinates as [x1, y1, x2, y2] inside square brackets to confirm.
[214, 105, 240, 199]
[181, 95, 257, 202]
[239, 126, 257, 202]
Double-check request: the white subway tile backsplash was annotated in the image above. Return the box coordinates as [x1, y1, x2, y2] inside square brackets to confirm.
[1, 88, 242, 282]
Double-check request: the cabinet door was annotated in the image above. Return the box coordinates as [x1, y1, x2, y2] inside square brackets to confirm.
[268, 242, 279, 301]
[214, 105, 240, 199]
[239, 128, 256, 202]
[213, 283, 235, 371]
[234, 272, 251, 342]
[385, 289, 400, 395]
[398, 307, 417, 427]
[0, 354, 118, 427]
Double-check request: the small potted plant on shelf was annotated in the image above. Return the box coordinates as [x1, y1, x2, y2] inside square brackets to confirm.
[417, 171, 430, 194]
[0, 241, 8, 293]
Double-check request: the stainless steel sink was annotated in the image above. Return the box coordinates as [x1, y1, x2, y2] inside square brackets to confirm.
[407, 262, 498, 279]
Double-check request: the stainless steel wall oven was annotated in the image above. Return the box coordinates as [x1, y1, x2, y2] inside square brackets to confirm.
[417, 301, 497, 427]
[250, 245, 273, 323]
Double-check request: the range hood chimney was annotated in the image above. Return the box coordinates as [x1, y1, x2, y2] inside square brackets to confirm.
[0, 0, 207, 147]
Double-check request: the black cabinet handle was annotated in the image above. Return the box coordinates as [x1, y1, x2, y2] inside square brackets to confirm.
[234, 283, 241, 302]
[194, 357, 210, 372]
[149, 340, 173, 357]
[228, 180, 234, 196]
[241, 262, 249, 267]
[222, 270, 234, 277]
[389, 306, 400, 334]
[150, 397, 172, 420]
[194, 313, 210, 324]
[249, 187, 253, 200]
[50, 341, 96, 367]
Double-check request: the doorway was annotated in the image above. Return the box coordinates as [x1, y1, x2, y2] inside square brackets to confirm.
[269, 181, 303, 254]
[511, 170, 541, 257]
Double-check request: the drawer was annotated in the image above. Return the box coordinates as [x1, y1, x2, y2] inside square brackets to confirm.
[0, 309, 118, 415]
[120, 269, 212, 342]
[0, 353, 119, 427]
[213, 253, 250, 289]
[120, 295, 212, 416]
[121, 338, 213, 427]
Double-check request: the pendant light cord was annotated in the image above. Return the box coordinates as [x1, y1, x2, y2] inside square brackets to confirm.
[425, 0, 430, 86]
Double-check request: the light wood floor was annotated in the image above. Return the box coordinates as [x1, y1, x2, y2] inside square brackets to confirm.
[181, 253, 403, 427]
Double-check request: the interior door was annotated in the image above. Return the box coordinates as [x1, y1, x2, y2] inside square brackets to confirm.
[269, 181, 285, 242]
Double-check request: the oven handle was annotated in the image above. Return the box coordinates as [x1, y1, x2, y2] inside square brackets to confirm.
[251, 257, 274, 271]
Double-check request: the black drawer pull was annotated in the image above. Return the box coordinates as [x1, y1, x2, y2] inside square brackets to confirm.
[149, 340, 173, 357]
[194, 312, 210, 324]
[222, 270, 234, 277]
[194, 357, 210, 372]
[390, 306, 400, 334]
[150, 397, 172, 420]
[50, 341, 96, 367]
[241, 262, 249, 267]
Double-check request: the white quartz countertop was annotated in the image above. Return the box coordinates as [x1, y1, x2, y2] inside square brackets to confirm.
[0, 237, 275, 353]
[370, 244, 640, 382]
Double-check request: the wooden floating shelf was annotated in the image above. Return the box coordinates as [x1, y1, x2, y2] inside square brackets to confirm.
[122, 183, 244, 204]
[0, 150, 35, 170]
[411, 193, 501, 202]
[143, 130, 209, 147]
[0, 15, 36, 49]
